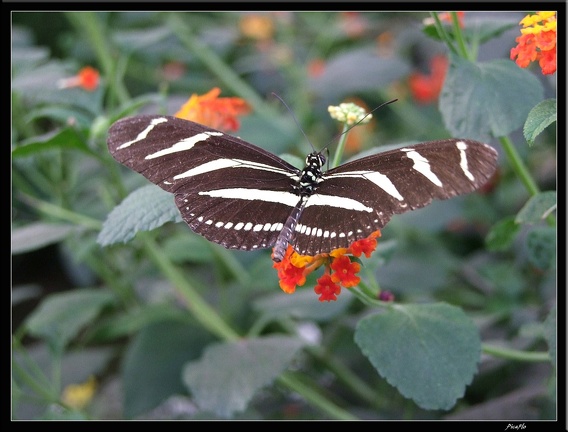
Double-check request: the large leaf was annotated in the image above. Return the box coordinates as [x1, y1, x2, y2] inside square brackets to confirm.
[183, 336, 305, 417]
[97, 184, 182, 246]
[354, 302, 480, 410]
[440, 55, 543, 141]
[26, 289, 115, 350]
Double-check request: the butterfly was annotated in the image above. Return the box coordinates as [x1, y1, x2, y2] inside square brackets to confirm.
[107, 115, 498, 262]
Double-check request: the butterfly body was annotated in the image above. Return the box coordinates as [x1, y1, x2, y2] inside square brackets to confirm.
[107, 115, 498, 262]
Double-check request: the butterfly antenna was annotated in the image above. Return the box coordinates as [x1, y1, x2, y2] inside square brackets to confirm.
[323, 98, 398, 151]
[272, 92, 317, 152]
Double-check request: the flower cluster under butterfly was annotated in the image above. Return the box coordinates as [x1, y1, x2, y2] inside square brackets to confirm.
[273, 230, 381, 302]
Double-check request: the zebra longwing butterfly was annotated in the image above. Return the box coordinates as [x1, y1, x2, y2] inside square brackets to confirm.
[107, 115, 498, 262]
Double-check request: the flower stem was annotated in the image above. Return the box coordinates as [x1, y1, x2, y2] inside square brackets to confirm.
[277, 372, 359, 420]
[331, 123, 350, 168]
[482, 344, 550, 362]
[499, 135, 541, 196]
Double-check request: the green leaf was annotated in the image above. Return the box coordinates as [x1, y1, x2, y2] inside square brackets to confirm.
[162, 235, 214, 264]
[183, 336, 306, 417]
[440, 56, 543, 141]
[123, 321, 213, 419]
[524, 99, 556, 145]
[526, 226, 556, 270]
[354, 303, 480, 410]
[11, 222, 76, 255]
[516, 191, 556, 224]
[26, 289, 115, 350]
[253, 289, 352, 322]
[97, 185, 182, 246]
[12, 128, 96, 159]
[485, 216, 520, 252]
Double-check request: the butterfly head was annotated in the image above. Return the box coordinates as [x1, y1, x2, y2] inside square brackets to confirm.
[305, 152, 326, 170]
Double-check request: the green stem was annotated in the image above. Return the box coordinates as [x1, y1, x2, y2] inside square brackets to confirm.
[19, 194, 102, 231]
[307, 345, 383, 409]
[331, 123, 349, 168]
[450, 12, 471, 60]
[430, 12, 458, 56]
[139, 233, 240, 341]
[499, 135, 541, 197]
[482, 344, 550, 363]
[65, 12, 130, 105]
[277, 372, 359, 420]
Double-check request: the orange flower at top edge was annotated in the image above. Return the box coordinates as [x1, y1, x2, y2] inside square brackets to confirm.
[408, 55, 448, 104]
[57, 66, 100, 91]
[510, 11, 557, 75]
[175, 87, 251, 132]
[273, 230, 381, 302]
[439, 11, 465, 28]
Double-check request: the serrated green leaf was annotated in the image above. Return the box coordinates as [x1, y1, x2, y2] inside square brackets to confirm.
[524, 99, 556, 145]
[26, 289, 115, 349]
[354, 303, 480, 410]
[526, 226, 556, 270]
[183, 336, 305, 417]
[440, 56, 543, 141]
[516, 191, 557, 224]
[485, 216, 520, 252]
[123, 321, 213, 419]
[97, 185, 182, 246]
[11, 222, 76, 255]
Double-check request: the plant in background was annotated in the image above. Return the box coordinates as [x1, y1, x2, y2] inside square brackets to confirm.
[11, 11, 556, 421]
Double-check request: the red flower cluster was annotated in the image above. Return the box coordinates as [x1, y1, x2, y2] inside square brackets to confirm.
[175, 87, 251, 132]
[510, 11, 557, 75]
[273, 231, 381, 302]
[408, 55, 448, 104]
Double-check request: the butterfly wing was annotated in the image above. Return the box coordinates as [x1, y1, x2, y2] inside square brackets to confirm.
[291, 139, 498, 256]
[107, 115, 302, 250]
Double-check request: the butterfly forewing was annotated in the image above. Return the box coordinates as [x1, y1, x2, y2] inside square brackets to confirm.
[108, 115, 303, 250]
[107, 115, 498, 259]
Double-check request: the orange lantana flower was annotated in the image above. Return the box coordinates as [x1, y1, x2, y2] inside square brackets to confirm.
[510, 11, 557, 75]
[314, 273, 342, 302]
[175, 87, 251, 132]
[408, 55, 448, 104]
[273, 230, 381, 302]
[57, 66, 100, 91]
